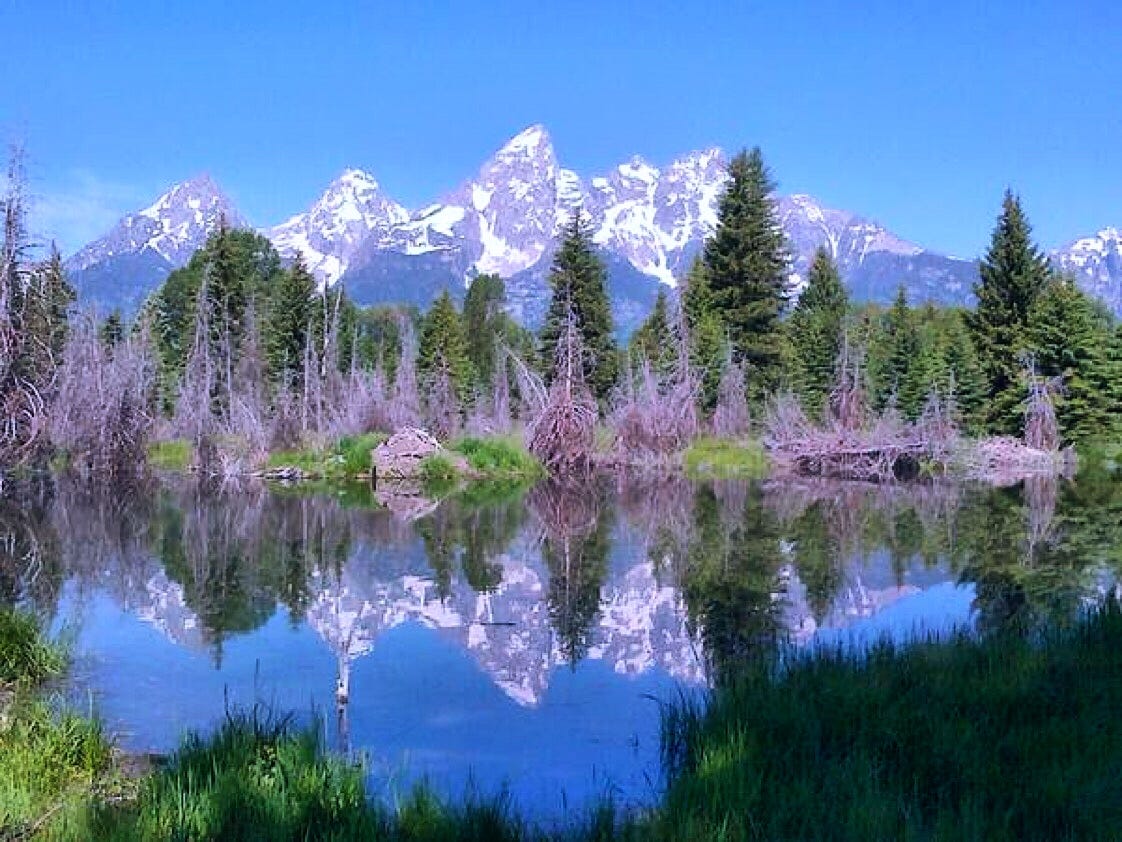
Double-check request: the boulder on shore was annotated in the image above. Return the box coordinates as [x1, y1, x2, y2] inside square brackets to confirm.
[371, 428, 467, 482]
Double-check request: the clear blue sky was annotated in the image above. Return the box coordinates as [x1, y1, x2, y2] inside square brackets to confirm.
[5, 1, 1119, 257]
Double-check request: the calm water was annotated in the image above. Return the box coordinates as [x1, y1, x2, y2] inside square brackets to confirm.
[2, 472, 1119, 815]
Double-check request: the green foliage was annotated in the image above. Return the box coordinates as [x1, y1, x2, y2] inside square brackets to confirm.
[540, 214, 618, 402]
[0, 608, 66, 688]
[656, 603, 1122, 841]
[966, 191, 1052, 434]
[629, 287, 675, 376]
[683, 438, 769, 480]
[787, 247, 847, 417]
[702, 148, 789, 403]
[418, 290, 474, 403]
[1027, 276, 1117, 445]
[0, 699, 112, 835]
[451, 437, 543, 479]
[265, 433, 387, 479]
[264, 253, 316, 386]
[146, 439, 193, 472]
[682, 259, 726, 414]
[151, 225, 282, 410]
[99, 310, 124, 349]
[462, 273, 510, 390]
[419, 454, 461, 494]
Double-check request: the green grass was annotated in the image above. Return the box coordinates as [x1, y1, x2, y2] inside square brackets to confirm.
[146, 440, 193, 472]
[266, 433, 388, 480]
[419, 454, 461, 496]
[0, 698, 113, 836]
[683, 437, 769, 479]
[651, 602, 1122, 841]
[450, 437, 543, 479]
[0, 608, 67, 689]
[82, 708, 567, 842]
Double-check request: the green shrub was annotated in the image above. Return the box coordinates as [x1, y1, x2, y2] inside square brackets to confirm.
[419, 454, 460, 495]
[451, 437, 542, 479]
[146, 440, 193, 472]
[683, 437, 768, 479]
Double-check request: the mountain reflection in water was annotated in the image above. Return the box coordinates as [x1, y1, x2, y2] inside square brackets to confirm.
[1, 471, 1119, 813]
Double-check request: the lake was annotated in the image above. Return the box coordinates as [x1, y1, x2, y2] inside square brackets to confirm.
[1, 471, 1118, 817]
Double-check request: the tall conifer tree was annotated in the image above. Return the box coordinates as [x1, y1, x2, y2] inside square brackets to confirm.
[966, 191, 1051, 433]
[418, 289, 473, 403]
[540, 213, 618, 402]
[788, 247, 847, 417]
[702, 148, 789, 402]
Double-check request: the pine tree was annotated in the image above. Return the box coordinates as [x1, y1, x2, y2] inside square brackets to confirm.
[1026, 276, 1115, 444]
[682, 259, 727, 413]
[966, 191, 1051, 434]
[100, 310, 124, 349]
[540, 213, 618, 403]
[870, 287, 919, 413]
[702, 148, 789, 402]
[265, 254, 316, 387]
[629, 286, 675, 376]
[788, 247, 847, 418]
[462, 273, 507, 390]
[418, 289, 474, 404]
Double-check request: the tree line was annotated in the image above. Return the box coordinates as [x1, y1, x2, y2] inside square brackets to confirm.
[2, 142, 1120, 483]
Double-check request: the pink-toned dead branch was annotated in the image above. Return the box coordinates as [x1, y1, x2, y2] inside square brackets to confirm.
[527, 313, 597, 474]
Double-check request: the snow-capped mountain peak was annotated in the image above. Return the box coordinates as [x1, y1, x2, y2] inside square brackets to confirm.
[68, 173, 243, 273]
[268, 168, 409, 285]
[1053, 227, 1122, 313]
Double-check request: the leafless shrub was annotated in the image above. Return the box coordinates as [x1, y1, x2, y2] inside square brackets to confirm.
[50, 313, 154, 482]
[827, 336, 868, 433]
[712, 354, 749, 438]
[609, 356, 697, 460]
[333, 366, 390, 437]
[527, 312, 597, 474]
[387, 315, 421, 430]
[1023, 357, 1061, 452]
[425, 362, 461, 440]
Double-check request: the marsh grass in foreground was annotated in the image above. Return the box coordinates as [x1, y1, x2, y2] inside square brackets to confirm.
[655, 602, 1122, 841]
[84, 708, 617, 842]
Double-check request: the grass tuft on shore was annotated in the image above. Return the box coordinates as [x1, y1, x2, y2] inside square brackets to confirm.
[146, 440, 193, 472]
[683, 437, 768, 479]
[0, 608, 66, 688]
[450, 437, 543, 479]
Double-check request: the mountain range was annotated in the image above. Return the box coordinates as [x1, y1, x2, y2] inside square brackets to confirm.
[63, 125, 1122, 329]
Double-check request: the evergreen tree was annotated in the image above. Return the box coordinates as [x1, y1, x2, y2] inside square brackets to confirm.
[418, 289, 474, 403]
[966, 191, 1051, 433]
[462, 273, 507, 389]
[100, 310, 124, 349]
[1026, 276, 1115, 444]
[702, 148, 789, 402]
[682, 259, 727, 413]
[264, 254, 316, 386]
[870, 287, 919, 413]
[788, 247, 847, 418]
[540, 213, 618, 402]
[629, 286, 675, 376]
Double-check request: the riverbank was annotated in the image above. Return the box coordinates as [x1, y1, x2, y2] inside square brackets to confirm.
[5, 600, 1121, 839]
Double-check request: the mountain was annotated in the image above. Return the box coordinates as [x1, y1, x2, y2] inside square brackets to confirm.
[60, 127, 994, 324]
[1053, 228, 1122, 314]
[268, 168, 409, 283]
[65, 174, 245, 313]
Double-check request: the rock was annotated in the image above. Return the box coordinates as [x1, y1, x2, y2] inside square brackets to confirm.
[371, 428, 444, 482]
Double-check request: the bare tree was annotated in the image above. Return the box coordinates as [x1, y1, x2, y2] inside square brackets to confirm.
[50, 312, 154, 483]
[712, 351, 750, 438]
[528, 310, 597, 473]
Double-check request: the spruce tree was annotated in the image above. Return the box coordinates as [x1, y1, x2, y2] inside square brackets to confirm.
[788, 247, 847, 418]
[418, 289, 474, 404]
[702, 148, 789, 402]
[629, 286, 675, 376]
[540, 213, 618, 402]
[682, 259, 727, 413]
[265, 254, 316, 386]
[1026, 276, 1115, 444]
[966, 191, 1051, 434]
[463, 273, 507, 390]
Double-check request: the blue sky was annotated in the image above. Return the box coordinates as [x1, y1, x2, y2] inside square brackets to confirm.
[5, 1, 1119, 256]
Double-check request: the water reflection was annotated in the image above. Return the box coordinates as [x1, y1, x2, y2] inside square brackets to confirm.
[1, 470, 1120, 809]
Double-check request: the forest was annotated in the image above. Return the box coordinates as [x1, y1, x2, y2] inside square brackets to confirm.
[2, 144, 1118, 491]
